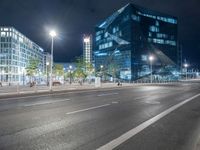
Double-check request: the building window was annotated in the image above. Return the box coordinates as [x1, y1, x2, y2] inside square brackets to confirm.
[153, 38, 164, 44]
[0, 32, 6, 37]
[113, 26, 119, 34]
[131, 14, 140, 22]
[104, 32, 108, 38]
[96, 35, 101, 41]
[155, 21, 159, 26]
[149, 26, 159, 32]
[165, 40, 176, 46]
[148, 32, 152, 37]
[157, 33, 168, 39]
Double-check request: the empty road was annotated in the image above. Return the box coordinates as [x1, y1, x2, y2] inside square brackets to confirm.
[0, 82, 200, 150]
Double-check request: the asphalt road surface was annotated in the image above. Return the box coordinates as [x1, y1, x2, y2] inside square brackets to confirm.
[0, 82, 200, 150]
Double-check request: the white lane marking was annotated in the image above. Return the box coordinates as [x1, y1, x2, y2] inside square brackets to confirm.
[23, 99, 70, 107]
[66, 104, 110, 115]
[145, 101, 160, 104]
[97, 93, 200, 150]
[97, 93, 119, 97]
[112, 101, 119, 104]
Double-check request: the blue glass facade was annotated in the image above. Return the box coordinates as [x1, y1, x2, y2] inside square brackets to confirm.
[94, 3, 178, 81]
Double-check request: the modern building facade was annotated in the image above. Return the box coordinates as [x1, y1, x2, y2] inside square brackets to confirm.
[94, 3, 179, 81]
[83, 34, 93, 64]
[43, 52, 51, 73]
[0, 27, 45, 84]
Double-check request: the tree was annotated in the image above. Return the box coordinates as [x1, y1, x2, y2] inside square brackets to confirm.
[73, 56, 95, 84]
[53, 64, 64, 76]
[73, 56, 87, 79]
[85, 62, 95, 77]
[107, 63, 119, 82]
[26, 58, 39, 82]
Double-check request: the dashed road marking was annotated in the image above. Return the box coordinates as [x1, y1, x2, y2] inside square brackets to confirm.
[97, 93, 119, 97]
[66, 104, 110, 115]
[23, 99, 70, 107]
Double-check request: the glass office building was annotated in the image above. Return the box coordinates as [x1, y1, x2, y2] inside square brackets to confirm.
[94, 3, 179, 81]
[0, 27, 44, 84]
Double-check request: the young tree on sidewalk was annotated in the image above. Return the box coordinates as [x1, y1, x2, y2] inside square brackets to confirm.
[26, 58, 39, 86]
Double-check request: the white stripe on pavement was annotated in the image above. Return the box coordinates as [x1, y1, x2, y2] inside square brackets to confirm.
[23, 99, 70, 107]
[97, 93, 200, 150]
[66, 104, 110, 115]
[97, 93, 119, 97]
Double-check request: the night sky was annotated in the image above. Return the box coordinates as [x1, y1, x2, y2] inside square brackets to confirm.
[0, 0, 200, 67]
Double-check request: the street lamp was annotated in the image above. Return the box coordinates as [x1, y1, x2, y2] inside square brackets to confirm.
[49, 30, 56, 91]
[22, 68, 25, 86]
[184, 63, 189, 80]
[1, 70, 5, 82]
[100, 65, 104, 81]
[46, 62, 49, 86]
[69, 65, 72, 84]
[149, 55, 154, 83]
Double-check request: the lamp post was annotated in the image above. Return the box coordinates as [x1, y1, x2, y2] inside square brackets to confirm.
[69, 65, 72, 84]
[184, 63, 189, 80]
[22, 68, 25, 86]
[46, 62, 49, 86]
[100, 65, 104, 81]
[2, 70, 5, 82]
[149, 55, 154, 83]
[49, 30, 56, 91]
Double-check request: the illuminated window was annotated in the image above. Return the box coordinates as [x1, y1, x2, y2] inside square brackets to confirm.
[148, 32, 152, 37]
[157, 33, 167, 39]
[149, 26, 159, 32]
[165, 40, 176, 46]
[153, 38, 164, 44]
[113, 26, 119, 33]
[104, 32, 108, 38]
[155, 21, 159, 26]
[0, 32, 6, 37]
[96, 35, 101, 41]
[131, 14, 140, 22]
[4, 28, 8, 31]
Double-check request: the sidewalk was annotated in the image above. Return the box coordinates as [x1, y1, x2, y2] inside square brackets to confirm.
[0, 82, 134, 98]
[0, 80, 199, 98]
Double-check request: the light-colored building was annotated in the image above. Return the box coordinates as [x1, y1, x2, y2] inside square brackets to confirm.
[83, 34, 92, 64]
[0, 27, 45, 84]
[43, 52, 51, 73]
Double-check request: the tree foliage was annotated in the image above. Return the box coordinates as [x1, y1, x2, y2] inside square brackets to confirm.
[73, 56, 94, 79]
[53, 64, 64, 76]
[26, 58, 39, 77]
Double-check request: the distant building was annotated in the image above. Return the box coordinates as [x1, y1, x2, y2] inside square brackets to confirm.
[94, 3, 179, 81]
[83, 34, 92, 64]
[0, 27, 45, 84]
[43, 52, 51, 73]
